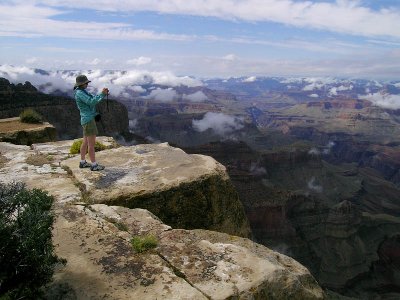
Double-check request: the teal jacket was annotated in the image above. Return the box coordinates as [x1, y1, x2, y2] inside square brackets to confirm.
[74, 88, 105, 125]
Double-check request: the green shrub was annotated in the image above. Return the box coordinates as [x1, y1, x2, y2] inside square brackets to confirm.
[0, 182, 62, 299]
[131, 235, 158, 253]
[19, 108, 43, 124]
[69, 139, 107, 154]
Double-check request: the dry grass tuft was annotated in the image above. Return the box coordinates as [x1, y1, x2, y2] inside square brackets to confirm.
[0, 154, 8, 168]
[26, 153, 53, 166]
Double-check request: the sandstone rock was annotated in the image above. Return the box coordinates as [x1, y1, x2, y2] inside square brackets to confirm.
[288, 197, 400, 291]
[158, 229, 324, 299]
[0, 139, 326, 299]
[0, 117, 56, 145]
[49, 203, 324, 299]
[49, 204, 207, 300]
[325, 201, 362, 238]
[0, 141, 81, 203]
[62, 143, 251, 238]
[0, 137, 116, 203]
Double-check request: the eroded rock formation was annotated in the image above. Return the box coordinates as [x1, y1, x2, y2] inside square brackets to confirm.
[0, 117, 56, 145]
[0, 138, 324, 299]
[0, 78, 130, 140]
[184, 139, 400, 297]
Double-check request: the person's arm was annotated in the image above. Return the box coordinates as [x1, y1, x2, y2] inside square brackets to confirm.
[76, 89, 107, 106]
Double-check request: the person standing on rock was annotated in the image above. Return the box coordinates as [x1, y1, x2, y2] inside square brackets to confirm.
[74, 75, 109, 171]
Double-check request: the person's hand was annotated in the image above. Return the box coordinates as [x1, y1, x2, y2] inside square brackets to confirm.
[102, 88, 109, 95]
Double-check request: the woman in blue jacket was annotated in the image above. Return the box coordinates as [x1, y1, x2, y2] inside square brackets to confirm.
[74, 75, 109, 171]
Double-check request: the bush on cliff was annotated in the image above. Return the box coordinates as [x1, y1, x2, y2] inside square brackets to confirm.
[19, 108, 43, 124]
[0, 182, 62, 299]
[69, 139, 107, 154]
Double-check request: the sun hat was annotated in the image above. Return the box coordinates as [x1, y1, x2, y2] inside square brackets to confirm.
[74, 75, 91, 87]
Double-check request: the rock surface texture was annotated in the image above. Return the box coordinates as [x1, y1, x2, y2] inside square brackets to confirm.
[0, 138, 325, 299]
[62, 143, 250, 237]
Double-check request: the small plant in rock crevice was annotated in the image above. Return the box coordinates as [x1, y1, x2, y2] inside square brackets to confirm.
[131, 235, 158, 253]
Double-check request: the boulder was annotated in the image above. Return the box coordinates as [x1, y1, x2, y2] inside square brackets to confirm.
[48, 203, 324, 299]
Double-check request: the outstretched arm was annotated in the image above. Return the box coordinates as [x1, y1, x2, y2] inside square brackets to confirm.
[76, 89, 108, 106]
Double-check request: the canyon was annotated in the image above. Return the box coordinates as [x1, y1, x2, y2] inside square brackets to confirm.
[1, 75, 400, 298]
[125, 78, 400, 298]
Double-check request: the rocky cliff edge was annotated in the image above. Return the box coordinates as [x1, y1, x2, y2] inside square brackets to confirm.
[0, 138, 324, 299]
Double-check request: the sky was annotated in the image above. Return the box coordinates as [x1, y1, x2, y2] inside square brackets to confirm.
[1, 0, 400, 79]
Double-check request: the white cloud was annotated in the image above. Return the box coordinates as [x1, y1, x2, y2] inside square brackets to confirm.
[149, 71, 201, 87]
[88, 58, 101, 66]
[0, 64, 72, 93]
[307, 177, 323, 193]
[304, 77, 337, 85]
[329, 84, 354, 96]
[329, 87, 338, 96]
[249, 162, 267, 175]
[19, 0, 400, 39]
[127, 56, 152, 66]
[129, 119, 138, 130]
[214, 36, 366, 55]
[0, 64, 202, 98]
[144, 88, 177, 102]
[223, 54, 237, 61]
[303, 82, 324, 91]
[0, 4, 193, 41]
[308, 148, 320, 155]
[309, 93, 319, 98]
[243, 76, 257, 83]
[360, 92, 400, 109]
[337, 84, 353, 91]
[280, 78, 302, 84]
[322, 141, 335, 155]
[182, 91, 208, 102]
[192, 112, 244, 136]
[132, 86, 146, 93]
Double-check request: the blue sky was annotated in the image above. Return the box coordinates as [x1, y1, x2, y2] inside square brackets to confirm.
[1, 0, 400, 78]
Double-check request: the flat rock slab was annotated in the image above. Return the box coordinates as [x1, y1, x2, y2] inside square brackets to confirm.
[0, 137, 117, 204]
[49, 203, 324, 300]
[49, 204, 207, 300]
[0, 142, 80, 203]
[61, 142, 251, 237]
[0, 117, 57, 145]
[158, 229, 325, 299]
[62, 143, 226, 202]
[0, 117, 50, 132]
[32, 136, 116, 165]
